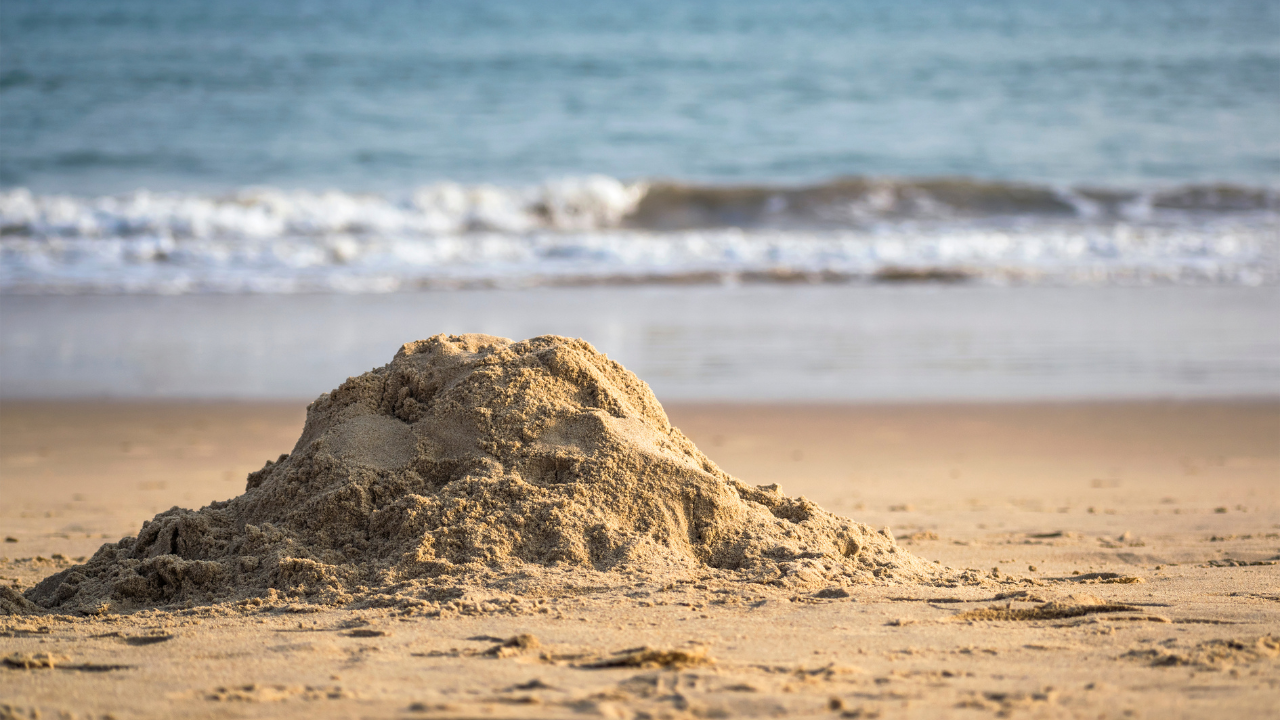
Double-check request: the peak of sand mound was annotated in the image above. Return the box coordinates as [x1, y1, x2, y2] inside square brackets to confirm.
[26, 334, 936, 614]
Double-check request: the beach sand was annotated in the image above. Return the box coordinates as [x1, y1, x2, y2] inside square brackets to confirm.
[2, 400, 1277, 718]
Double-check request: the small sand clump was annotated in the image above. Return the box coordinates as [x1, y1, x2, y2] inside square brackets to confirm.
[25, 334, 936, 613]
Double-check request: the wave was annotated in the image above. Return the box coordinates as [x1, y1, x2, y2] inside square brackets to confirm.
[0, 177, 646, 239]
[629, 179, 1280, 229]
[1, 177, 1277, 293]
[2, 177, 1277, 240]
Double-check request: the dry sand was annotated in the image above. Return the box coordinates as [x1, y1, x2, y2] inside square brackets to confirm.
[2, 394, 1277, 718]
[15, 335, 932, 615]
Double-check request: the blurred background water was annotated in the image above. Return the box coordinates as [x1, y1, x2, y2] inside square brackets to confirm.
[4, 0, 1279, 191]
[1, 0, 1277, 399]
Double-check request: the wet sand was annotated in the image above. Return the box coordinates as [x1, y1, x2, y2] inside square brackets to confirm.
[2, 400, 1278, 718]
[6, 286, 1278, 402]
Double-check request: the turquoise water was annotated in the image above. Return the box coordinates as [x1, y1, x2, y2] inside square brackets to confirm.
[2, 0, 1277, 294]
[3, 3, 1277, 397]
[3, 0, 1278, 194]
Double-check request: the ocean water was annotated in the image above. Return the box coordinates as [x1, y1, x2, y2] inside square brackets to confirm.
[2, 1, 1278, 399]
[2, 0, 1278, 293]
[4, 0, 1279, 192]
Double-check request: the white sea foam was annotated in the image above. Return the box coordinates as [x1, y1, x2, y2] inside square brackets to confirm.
[0, 176, 647, 239]
[1, 180, 1275, 293]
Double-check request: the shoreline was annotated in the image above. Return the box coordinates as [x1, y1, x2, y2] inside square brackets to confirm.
[5, 285, 1278, 401]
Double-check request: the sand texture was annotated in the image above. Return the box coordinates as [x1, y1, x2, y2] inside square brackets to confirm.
[18, 335, 930, 616]
[1, 394, 1277, 718]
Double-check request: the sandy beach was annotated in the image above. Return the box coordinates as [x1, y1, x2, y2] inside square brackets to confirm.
[6, 1, 1279, 718]
[3, 398, 1276, 719]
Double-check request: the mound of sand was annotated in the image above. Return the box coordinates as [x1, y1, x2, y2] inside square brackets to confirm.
[26, 335, 936, 613]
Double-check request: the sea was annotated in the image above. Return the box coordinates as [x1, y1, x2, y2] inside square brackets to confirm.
[1, 0, 1277, 399]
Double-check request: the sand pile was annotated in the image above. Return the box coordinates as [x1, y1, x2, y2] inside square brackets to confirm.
[26, 334, 936, 613]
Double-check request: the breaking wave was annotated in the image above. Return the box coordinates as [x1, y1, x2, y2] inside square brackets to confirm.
[1, 177, 1276, 293]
